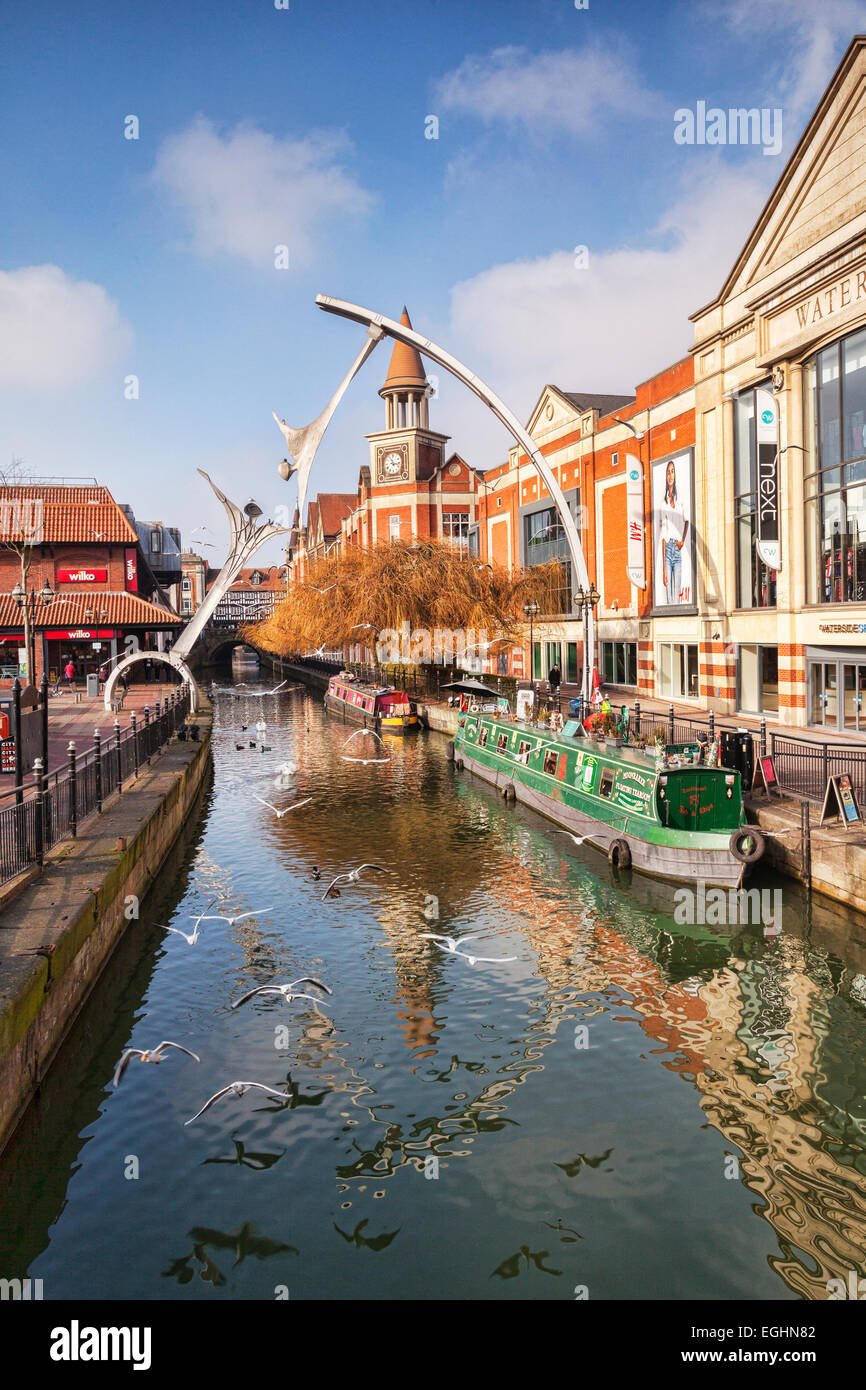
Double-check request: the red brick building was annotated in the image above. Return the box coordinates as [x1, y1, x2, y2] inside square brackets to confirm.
[0, 483, 181, 685]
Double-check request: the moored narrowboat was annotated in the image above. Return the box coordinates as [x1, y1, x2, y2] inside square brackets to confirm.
[452, 713, 764, 887]
[325, 675, 420, 734]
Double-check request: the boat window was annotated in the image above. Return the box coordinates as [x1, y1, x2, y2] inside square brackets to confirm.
[517, 741, 532, 762]
[478, 726, 488, 747]
[542, 749, 558, 775]
[599, 767, 615, 799]
[496, 731, 509, 751]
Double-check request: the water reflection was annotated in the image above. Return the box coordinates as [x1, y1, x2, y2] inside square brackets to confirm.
[0, 674, 865, 1300]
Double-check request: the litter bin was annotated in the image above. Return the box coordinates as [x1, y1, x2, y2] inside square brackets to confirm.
[737, 729, 755, 794]
[720, 730, 738, 771]
[86, 672, 99, 699]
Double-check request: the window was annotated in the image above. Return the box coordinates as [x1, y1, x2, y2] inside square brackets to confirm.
[739, 645, 778, 713]
[601, 641, 637, 686]
[443, 513, 470, 549]
[181, 598, 192, 615]
[657, 643, 699, 699]
[478, 726, 488, 747]
[150, 529, 162, 553]
[389, 515, 401, 541]
[543, 749, 558, 775]
[517, 741, 532, 760]
[734, 387, 777, 608]
[599, 767, 615, 799]
[181, 577, 191, 592]
[524, 507, 572, 613]
[805, 329, 866, 604]
[567, 642, 580, 684]
[496, 731, 509, 751]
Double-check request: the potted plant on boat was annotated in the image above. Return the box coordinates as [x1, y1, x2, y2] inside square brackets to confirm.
[597, 711, 621, 748]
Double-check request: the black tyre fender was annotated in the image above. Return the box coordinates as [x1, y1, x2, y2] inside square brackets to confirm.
[454, 757, 464, 771]
[502, 782, 516, 802]
[730, 826, 765, 864]
[608, 837, 632, 870]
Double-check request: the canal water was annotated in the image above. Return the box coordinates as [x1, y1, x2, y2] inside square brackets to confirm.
[1, 675, 865, 1301]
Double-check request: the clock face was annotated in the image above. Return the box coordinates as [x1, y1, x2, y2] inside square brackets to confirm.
[384, 451, 403, 475]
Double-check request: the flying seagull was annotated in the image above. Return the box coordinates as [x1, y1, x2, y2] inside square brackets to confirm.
[197, 907, 272, 926]
[253, 794, 311, 818]
[419, 933, 517, 966]
[113, 1041, 200, 1088]
[161, 898, 217, 946]
[341, 728, 391, 765]
[185, 1081, 291, 1125]
[303, 583, 336, 594]
[231, 977, 333, 1009]
[552, 829, 591, 847]
[321, 864, 391, 900]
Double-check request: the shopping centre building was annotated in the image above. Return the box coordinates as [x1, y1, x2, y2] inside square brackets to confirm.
[470, 34, 866, 733]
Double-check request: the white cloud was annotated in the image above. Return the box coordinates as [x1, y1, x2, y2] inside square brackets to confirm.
[433, 42, 663, 135]
[0, 264, 132, 389]
[151, 117, 374, 269]
[720, 0, 866, 128]
[437, 167, 769, 464]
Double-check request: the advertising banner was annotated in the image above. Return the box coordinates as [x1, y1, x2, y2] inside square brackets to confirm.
[125, 548, 138, 592]
[755, 386, 781, 571]
[625, 454, 646, 589]
[652, 449, 695, 608]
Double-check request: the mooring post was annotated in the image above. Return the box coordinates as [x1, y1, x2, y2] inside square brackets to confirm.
[93, 728, 102, 813]
[760, 717, 767, 758]
[633, 699, 640, 735]
[34, 756, 44, 865]
[668, 703, 675, 744]
[143, 705, 150, 764]
[131, 712, 139, 777]
[68, 741, 77, 838]
[115, 718, 122, 793]
[708, 709, 715, 742]
[802, 799, 812, 890]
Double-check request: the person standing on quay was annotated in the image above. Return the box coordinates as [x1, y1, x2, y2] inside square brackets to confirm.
[549, 661, 562, 709]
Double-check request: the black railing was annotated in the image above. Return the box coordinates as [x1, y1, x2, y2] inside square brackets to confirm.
[0, 685, 193, 888]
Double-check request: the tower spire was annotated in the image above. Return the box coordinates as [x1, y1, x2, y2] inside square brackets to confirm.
[379, 307, 430, 429]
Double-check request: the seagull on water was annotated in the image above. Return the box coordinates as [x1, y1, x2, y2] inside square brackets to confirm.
[231, 977, 333, 1009]
[420, 933, 517, 966]
[185, 1081, 290, 1124]
[113, 1041, 200, 1088]
[253, 794, 311, 818]
[161, 898, 217, 946]
[321, 864, 391, 900]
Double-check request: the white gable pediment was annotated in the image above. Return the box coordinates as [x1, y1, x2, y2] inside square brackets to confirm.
[527, 386, 579, 436]
[718, 46, 866, 307]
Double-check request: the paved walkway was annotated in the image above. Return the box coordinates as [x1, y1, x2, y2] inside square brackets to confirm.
[0, 681, 182, 801]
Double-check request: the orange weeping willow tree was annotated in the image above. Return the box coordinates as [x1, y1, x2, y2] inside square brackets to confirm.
[243, 539, 567, 663]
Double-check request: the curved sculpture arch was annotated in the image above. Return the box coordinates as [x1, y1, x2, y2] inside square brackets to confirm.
[103, 649, 199, 712]
[316, 295, 595, 700]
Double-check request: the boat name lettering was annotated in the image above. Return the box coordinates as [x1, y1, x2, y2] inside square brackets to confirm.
[618, 769, 649, 788]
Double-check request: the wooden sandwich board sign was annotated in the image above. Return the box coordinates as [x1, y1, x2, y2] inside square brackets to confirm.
[820, 771, 863, 827]
[753, 753, 782, 798]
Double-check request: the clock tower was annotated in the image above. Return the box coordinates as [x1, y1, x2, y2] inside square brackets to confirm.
[366, 307, 450, 488]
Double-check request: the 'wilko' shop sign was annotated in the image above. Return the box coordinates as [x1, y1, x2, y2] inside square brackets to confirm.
[57, 567, 108, 583]
[754, 387, 781, 572]
[45, 629, 116, 640]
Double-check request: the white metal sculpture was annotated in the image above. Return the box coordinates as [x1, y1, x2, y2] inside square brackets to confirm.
[315, 295, 596, 701]
[103, 331, 383, 712]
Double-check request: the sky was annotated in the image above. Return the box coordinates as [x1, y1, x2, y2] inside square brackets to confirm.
[2, 0, 866, 563]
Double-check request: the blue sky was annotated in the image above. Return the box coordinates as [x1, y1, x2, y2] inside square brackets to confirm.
[1, 0, 865, 561]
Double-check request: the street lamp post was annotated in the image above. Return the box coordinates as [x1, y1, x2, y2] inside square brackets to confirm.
[577, 584, 601, 706]
[523, 600, 540, 698]
[12, 578, 55, 685]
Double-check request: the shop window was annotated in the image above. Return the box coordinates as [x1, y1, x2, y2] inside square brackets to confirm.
[601, 641, 637, 686]
[524, 506, 572, 612]
[734, 387, 777, 608]
[567, 642, 580, 684]
[805, 331, 866, 603]
[657, 643, 699, 700]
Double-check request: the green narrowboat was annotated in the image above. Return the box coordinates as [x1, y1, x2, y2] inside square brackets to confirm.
[451, 714, 764, 887]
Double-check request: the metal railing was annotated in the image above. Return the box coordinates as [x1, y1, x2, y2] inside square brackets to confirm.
[0, 685, 193, 888]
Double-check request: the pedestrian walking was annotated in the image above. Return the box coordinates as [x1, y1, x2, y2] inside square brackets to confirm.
[548, 661, 561, 710]
[144, 657, 153, 683]
[63, 658, 76, 690]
